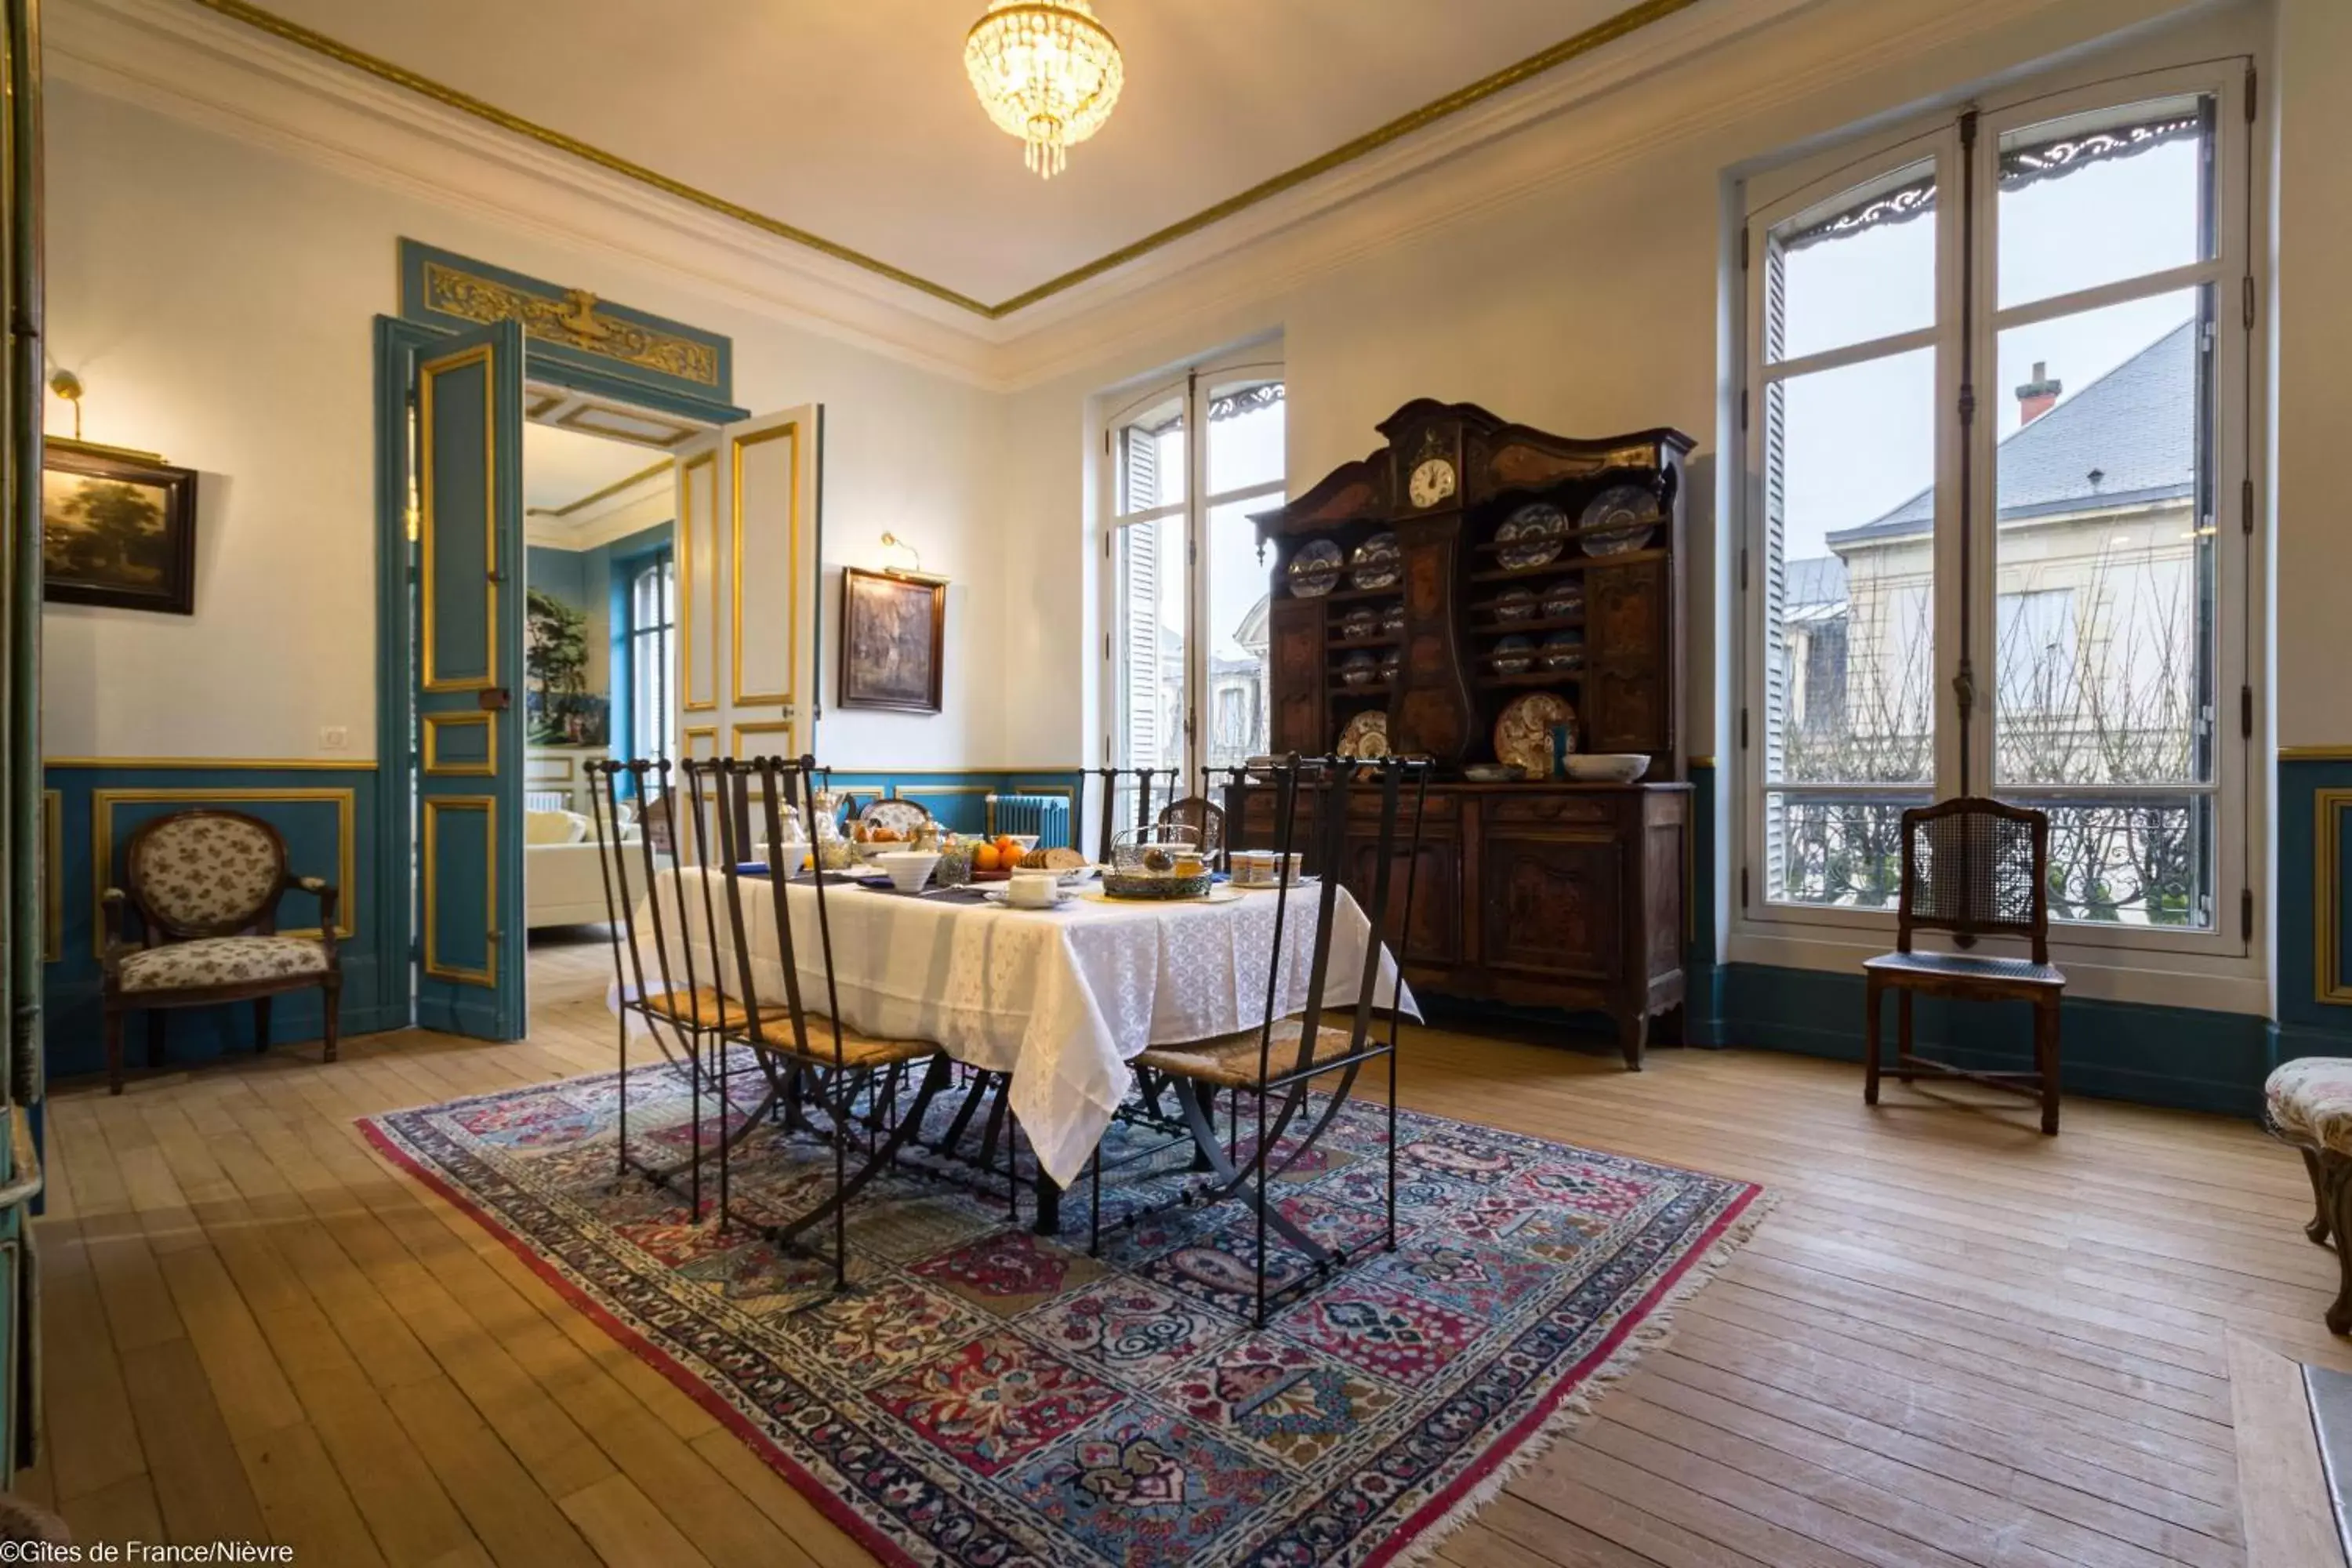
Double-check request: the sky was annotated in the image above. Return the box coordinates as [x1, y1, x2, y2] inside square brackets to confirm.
[1777, 116, 2206, 561]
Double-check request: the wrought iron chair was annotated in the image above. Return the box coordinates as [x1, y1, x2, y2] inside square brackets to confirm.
[588, 757, 770, 1218]
[1098, 753, 1430, 1327]
[1157, 795, 1227, 867]
[1864, 796, 2066, 1134]
[1090, 766, 1178, 865]
[98, 809, 342, 1094]
[704, 756, 951, 1293]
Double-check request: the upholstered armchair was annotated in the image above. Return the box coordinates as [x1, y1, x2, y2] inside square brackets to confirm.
[99, 808, 342, 1094]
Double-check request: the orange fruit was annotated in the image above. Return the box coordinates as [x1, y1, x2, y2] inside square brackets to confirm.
[975, 843, 1000, 873]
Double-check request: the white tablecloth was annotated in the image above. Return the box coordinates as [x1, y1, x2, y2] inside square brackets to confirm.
[614, 870, 1414, 1186]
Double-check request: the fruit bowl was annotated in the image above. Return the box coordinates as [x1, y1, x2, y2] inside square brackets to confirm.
[1564, 753, 1650, 783]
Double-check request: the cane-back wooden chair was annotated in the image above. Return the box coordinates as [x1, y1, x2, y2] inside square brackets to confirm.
[1863, 796, 2066, 1134]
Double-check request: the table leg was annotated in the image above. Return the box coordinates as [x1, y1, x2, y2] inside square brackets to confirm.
[1033, 1171, 1064, 1236]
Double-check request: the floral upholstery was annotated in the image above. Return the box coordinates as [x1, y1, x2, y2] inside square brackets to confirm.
[129, 815, 282, 931]
[2267, 1057, 2352, 1156]
[118, 935, 328, 994]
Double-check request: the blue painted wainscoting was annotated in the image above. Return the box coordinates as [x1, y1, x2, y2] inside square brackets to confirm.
[825, 770, 1087, 845]
[41, 760, 401, 1082]
[2280, 752, 2352, 1066]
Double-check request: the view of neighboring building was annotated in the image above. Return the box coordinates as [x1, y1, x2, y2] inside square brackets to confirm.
[1773, 318, 2210, 923]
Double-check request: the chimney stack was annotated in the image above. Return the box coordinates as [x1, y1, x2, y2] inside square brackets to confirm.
[2016, 361, 2061, 424]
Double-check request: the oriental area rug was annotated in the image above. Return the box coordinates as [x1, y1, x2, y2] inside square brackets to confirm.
[361, 1062, 1766, 1567]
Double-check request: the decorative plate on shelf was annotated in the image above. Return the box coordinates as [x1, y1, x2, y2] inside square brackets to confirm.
[1492, 635, 1535, 677]
[1580, 485, 1660, 556]
[1380, 648, 1402, 683]
[1494, 692, 1574, 779]
[1336, 710, 1390, 760]
[1288, 539, 1344, 597]
[1350, 532, 1403, 592]
[1339, 650, 1379, 687]
[1341, 605, 1378, 640]
[1496, 503, 1570, 571]
[1494, 588, 1539, 622]
[1381, 604, 1405, 636]
[1541, 581, 1585, 620]
[1539, 630, 1585, 671]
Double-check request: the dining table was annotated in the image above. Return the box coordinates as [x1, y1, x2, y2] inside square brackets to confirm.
[613, 867, 1414, 1227]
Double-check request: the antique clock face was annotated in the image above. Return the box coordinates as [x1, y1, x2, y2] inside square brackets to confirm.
[1407, 456, 1457, 510]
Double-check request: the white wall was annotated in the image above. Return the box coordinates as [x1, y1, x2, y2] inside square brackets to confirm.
[42, 81, 1007, 769]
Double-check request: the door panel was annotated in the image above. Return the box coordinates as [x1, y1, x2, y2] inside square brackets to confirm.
[1341, 833, 1458, 965]
[674, 406, 822, 764]
[416, 321, 524, 1037]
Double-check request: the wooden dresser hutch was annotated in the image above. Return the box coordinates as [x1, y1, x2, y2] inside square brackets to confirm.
[1234, 400, 1695, 1066]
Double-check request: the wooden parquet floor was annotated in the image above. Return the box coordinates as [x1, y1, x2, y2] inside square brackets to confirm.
[18, 929, 2336, 1566]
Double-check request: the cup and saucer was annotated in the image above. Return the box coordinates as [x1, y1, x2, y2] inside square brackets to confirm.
[985, 870, 1073, 909]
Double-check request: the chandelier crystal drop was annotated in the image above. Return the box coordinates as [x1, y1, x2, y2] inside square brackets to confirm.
[964, 0, 1124, 180]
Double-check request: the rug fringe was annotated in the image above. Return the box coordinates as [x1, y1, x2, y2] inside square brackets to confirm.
[1383, 1188, 1780, 1568]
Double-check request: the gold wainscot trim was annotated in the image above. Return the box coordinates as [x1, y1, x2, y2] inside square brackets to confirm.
[44, 756, 380, 770]
[189, 0, 1704, 319]
[419, 339, 499, 694]
[730, 420, 800, 709]
[43, 790, 61, 964]
[1687, 755, 1718, 768]
[524, 753, 580, 782]
[2321, 789, 2352, 1007]
[425, 263, 719, 387]
[423, 796, 499, 986]
[423, 712, 497, 777]
[681, 726, 720, 760]
[2283, 746, 2352, 762]
[92, 787, 358, 958]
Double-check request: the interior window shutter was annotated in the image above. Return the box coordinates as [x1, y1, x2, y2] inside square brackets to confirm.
[1119, 426, 1163, 769]
[1760, 241, 1793, 895]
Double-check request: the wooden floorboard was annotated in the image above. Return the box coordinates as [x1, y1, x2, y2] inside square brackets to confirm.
[24, 927, 2337, 1566]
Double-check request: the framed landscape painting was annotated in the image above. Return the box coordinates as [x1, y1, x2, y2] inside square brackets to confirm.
[42, 443, 198, 614]
[839, 565, 944, 713]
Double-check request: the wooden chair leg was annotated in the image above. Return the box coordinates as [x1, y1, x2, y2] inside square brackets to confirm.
[1895, 990, 1915, 1083]
[2325, 1152, 2352, 1335]
[2037, 996, 2061, 1135]
[147, 1011, 167, 1069]
[1863, 976, 1883, 1107]
[254, 996, 272, 1054]
[2305, 1148, 2334, 1246]
[322, 977, 342, 1064]
[104, 1003, 125, 1097]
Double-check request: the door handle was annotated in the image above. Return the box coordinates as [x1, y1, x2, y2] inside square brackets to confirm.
[477, 688, 511, 711]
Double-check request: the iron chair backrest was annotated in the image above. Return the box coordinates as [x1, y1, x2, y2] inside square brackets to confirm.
[1091, 766, 1179, 866]
[700, 755, 851, 1071]
[1254, 753, 1432, 1083]
[588, 757, 724, 1032]
[1896, 796, 2052, 963]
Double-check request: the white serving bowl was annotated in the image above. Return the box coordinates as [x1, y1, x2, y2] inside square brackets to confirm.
[1564, 753, 1650, 784]
[873, 851, 941, 892]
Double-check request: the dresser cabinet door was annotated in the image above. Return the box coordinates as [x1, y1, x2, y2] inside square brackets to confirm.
[1340, 833, 1459, 966]
[1584, 557, 1671, 753]
[1479, 834, 1622, 980]
[1268, 599, 1327, 755]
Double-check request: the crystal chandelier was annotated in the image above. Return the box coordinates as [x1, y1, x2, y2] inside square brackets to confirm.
[964, 0, 1124, 180]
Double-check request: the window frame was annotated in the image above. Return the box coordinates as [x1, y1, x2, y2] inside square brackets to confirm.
[1098, 349, 1287, 786]
[621, 546, 677, 771]
[1733, 55, 2260, 974]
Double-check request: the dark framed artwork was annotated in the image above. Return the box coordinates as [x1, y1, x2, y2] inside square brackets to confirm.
[42, 443, 198, 614]
[839, 566, 944, 714]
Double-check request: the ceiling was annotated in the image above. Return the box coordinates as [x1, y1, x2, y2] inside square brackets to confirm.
[202, 0, 1682, 312]
[524, 416, 668, 520]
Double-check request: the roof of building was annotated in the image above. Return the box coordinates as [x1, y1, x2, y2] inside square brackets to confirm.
[1828, 317, 2198, 546]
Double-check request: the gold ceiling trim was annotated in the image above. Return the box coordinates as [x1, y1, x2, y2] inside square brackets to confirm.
[526, 457, 675, 521]
[185, 0, 1707, 320]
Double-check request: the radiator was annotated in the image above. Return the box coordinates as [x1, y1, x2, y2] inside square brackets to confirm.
[986, 793, 1072, 849]
[525, 790, 568, 814]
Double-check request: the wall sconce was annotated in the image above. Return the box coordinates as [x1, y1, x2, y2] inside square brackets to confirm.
[879, 531, 940, 582]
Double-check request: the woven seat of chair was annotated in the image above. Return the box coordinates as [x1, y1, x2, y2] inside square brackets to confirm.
[739, 1014, 939, 1069]
[1138, 1017, 1377, 1088]
[1862, 951, 2063, 988]
[639, 987, 790, 1032]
